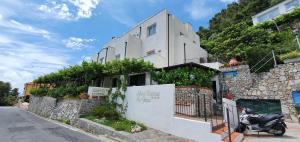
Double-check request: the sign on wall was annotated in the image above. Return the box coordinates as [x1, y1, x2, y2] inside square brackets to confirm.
[136, 90, 160, 103]
[88, 87, 109, 98]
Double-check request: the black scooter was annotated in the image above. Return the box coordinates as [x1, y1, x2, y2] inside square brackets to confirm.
[235, 108, 287, 136]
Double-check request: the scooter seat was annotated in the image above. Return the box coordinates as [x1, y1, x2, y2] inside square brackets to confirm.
[258, 114, 282, 123]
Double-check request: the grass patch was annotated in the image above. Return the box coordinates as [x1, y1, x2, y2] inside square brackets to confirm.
[56, 118, 71, 125]
[82, 115, 146, 133]
[279, 50, 300, 61]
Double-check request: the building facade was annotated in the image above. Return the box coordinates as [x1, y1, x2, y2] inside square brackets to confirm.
[92, 10, 208, 68]
[252, 0, 300, 25]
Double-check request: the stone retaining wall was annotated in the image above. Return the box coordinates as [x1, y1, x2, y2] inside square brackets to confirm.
[175, 86, 213, 116]
[28, 95, 103, 121]
[220, 63, 300, 118]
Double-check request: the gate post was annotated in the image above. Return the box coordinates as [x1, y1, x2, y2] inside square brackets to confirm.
[204, 94, 207, 122]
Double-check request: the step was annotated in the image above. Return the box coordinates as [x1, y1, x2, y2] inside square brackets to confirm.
[222, 132, 244, 142]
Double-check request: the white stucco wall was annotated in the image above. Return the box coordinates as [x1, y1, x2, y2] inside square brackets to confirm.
[124, 84, 222, 142]
[92, 10, 209, 68]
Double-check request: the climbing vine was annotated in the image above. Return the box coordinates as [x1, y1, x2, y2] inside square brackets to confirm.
[152, 67, 216, 88]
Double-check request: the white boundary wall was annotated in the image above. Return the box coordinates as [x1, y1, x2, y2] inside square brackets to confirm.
[124, 84, 222, 142]
[223, 98, 239, 129]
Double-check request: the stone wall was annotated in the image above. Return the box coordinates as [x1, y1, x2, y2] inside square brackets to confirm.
[220, 63, 300, 118]
[220, 65, 253, 96]
[29, 95, 103, 121]
[175, 86, 213, 117]
[28, 96, 57, 118]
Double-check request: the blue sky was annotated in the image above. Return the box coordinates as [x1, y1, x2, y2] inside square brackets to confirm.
[0, 0, 235, 92]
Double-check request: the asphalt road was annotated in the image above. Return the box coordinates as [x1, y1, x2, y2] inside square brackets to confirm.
[0, 107, 104, 142]
[243, 122, 300, 142]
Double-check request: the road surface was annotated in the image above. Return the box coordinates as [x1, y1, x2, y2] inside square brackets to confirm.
[0, 107, 104, 142]
[243, 122, 300, 142]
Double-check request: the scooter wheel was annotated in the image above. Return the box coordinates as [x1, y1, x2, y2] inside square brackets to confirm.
[273, 124, 286, 136]
[235, 124, 246, 133]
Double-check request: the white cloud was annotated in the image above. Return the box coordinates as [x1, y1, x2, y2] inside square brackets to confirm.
[184, 0, 215, 20]
[64, 37, 95, 50]
[0, 13, 68, 93]
[39, 2, 74, 20]
[38, 0, 100, 21]
[69, 0, 100, 18]
[0, 37, 68, 94]
[0, 16, 51, 38]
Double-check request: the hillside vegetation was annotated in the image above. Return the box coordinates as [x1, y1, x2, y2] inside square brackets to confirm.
[198, 0, 300, 72]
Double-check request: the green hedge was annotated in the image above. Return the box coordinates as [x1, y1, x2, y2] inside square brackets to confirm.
[279, 50, 300, 61]
[152, 67, 216, 87]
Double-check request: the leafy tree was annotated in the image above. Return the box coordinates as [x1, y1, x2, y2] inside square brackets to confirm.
[0, 81, 18, 106]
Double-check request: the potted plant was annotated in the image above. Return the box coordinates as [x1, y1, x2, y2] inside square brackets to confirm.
[279, 51, 300, 64]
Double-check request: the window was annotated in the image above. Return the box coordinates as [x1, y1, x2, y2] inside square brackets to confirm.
[99, 58, 104, 64]
[285, 0, 300, 11]
[147, 23, 156, 37]
[200, 58, 206, 63]
[112, 78, 119, 87]
[115, 54, 120, 60]
[146, 50, 155, 56]
[129, 74, 146, 86]
[180, 32, 184, 36]
[257, 8, 280, 23]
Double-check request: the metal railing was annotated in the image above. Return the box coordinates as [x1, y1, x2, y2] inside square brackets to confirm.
[175, 88, 225, 130]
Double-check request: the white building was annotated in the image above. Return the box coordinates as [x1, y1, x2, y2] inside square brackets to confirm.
[252, 0, 300, 25]
[92, 9, 208, 68]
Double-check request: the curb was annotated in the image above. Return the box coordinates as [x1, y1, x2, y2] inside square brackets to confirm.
[24, 109, 118, 142]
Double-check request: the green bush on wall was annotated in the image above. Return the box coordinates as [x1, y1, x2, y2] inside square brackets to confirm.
[152, 67, 216, 87]
[31, 59, 155, 98]
[279, 50, 300, 61]
[29, 88, 48, 96]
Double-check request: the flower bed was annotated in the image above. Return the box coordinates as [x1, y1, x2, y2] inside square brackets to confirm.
[82, 115, 146, 133]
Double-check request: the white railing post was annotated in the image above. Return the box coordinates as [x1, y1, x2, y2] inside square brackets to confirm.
[272, 50, 277, 67]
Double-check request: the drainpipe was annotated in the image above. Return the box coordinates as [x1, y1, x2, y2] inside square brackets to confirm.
[105, 47, 108, 63]
[184, 43, 186, 63]
[139, 27, 142, 39]
[96, 52, 100, 63]
[124, 42, 128, 58]
[167, 13, 170, 67]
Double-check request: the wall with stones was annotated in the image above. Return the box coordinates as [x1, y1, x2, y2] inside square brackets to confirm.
[29, 95, 103, 121]
[220, 65, 253, 97]
[175, 86, 213, 116]
[28, 96, 57, 118]
[220, 63, 300, 118]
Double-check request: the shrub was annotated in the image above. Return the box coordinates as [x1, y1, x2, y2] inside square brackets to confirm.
[76, 85, 88, 93]
[63, 86, 79, 97]
[48, 87, 65, 98]
[152, 67, 216, 87]
[111, 120, 136, 132]
[29, 88, 48, 96]
[91, 106, 121, 120]
[279, 50, 300, 61]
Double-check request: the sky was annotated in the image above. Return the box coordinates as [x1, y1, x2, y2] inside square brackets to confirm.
[0, 0, 236, 94]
